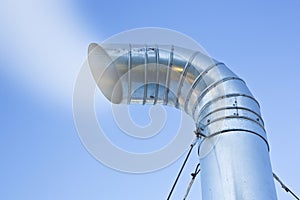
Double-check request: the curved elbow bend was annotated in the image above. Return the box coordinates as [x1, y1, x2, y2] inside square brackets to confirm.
[88, 43, 268, 150]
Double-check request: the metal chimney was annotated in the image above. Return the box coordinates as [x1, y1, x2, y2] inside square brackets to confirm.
[88, 43, 277, 199]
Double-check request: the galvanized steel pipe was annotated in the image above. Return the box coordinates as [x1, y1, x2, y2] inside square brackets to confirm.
[88, 43, 277, 199]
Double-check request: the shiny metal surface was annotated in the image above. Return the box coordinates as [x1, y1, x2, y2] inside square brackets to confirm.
[88, 43, 277, 199]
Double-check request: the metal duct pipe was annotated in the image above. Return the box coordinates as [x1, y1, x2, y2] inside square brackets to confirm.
[88, 43, 277, 199]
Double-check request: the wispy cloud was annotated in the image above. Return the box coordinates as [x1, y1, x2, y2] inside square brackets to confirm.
[0, 0, 99, 108]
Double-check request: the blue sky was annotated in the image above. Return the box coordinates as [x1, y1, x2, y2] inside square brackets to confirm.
[1, 0, 300, 199]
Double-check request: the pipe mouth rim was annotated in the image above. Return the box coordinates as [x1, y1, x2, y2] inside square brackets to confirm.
[88, 43, 123, 104]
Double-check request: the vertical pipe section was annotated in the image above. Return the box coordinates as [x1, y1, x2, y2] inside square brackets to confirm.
[200, 132, 277, 199]
[88, 43, 277, 199]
